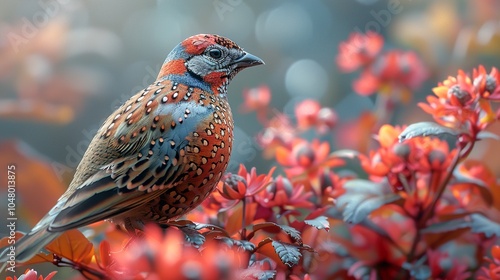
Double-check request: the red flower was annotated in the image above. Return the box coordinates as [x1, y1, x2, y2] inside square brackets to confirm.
[376, 51, 427, 91]
[255, 175, 314, 210]
[337, 31, 384, 73]
[320, 170, 350, 204]
[427, 250, 472, 280]
[197, 186, 238, 218]
[339, 225, 404, 279]
[6, 270, 57, 280]
[295, 99, 337, 133]
[473, 65, 500, 100]
[113, 225, 242, 280]
[240, 85, 271, 113]
[479, 245, 500, 280]
[218, 164, 275, 200]
[295, 99, 321, 129]
[257, 112, 296, 158]
[276, 139, 343, 192]
[353, 50, 427, 98]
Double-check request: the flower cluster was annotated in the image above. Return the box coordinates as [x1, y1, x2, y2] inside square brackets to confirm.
[420, 66, 500, 133]
[360, 124, 457, 192]
[337, 32, 427, 100]
[479, 245, 500, 280]
[6, 270, 56, 280]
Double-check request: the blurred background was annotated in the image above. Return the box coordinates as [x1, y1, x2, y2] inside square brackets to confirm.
[1, 0, 500, 277]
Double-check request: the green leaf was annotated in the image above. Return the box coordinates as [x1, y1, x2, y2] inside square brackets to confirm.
[476, 131, 500, 140]
[403, 261, 431, 280]
[470, 213, 500, 238]
[422, 213, 500, 238]
[181, 226, 205, 247]
[304, 216, 330, 231]
[336, 179, 401, 223]
[278, 225, 303, 245]
[398, 122, 459, 142]
[238, 260, 276, 280]
[422, 214, 471, 234]
[256, 238, 301, 267]
[331, 149, 360, 159]
[248, 222, 302, 245]
[216, 237, 256, 251]
[272, 240, 302, 267]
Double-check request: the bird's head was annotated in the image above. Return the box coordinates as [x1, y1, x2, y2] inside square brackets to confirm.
[157, 34, 264, 94]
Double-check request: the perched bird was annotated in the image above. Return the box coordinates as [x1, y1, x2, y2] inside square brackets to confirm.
[0, 34, 263, 267]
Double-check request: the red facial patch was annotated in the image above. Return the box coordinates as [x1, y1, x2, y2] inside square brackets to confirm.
[203, 71, 227, 93]
[157, 59, 187, 79]
[182, 34, 242, 55]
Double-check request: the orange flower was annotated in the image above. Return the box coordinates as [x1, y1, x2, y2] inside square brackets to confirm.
[419, 66, 496, 130]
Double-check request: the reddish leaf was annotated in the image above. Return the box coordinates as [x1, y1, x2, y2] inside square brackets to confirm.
[0, 141, 67, 224]
[225, 202, 259, 235]
[44, 271, 58, 280]
[46, 229, 94, 264]
[96, 240, 111, 269]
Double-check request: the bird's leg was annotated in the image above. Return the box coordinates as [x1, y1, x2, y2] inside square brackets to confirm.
[120, 218, 146, 249]
[123, 217, 141, 235]
[158, 223, 171, 231]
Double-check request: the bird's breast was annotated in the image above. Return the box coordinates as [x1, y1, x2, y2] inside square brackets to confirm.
[145, 85, 234, 219]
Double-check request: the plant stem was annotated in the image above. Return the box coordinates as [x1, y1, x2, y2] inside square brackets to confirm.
[396, 146, 462, 280]
[241, 197, 247, 240]
[53, 256, 109, 280]
[418, 147, 461, 227]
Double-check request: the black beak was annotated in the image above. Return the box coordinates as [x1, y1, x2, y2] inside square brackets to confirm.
[232, 52, 265, 69]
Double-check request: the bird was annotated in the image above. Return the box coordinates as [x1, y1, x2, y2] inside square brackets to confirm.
[0, 34, 264, 268]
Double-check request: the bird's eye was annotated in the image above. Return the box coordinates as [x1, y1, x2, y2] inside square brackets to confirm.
[208, 48, 222, 59]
